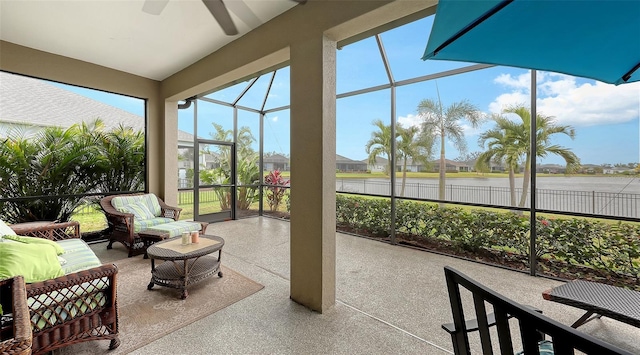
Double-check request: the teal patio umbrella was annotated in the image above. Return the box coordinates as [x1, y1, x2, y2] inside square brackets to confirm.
[422, 0, 640, 275]
[422, 0, 640, 85]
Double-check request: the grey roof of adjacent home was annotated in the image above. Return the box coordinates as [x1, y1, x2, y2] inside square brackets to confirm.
[264, 154, 368, 165]
[263, 154, 289, 163]
[336, 154, 363, 163]
[178, 130, 196, 142]
[362, 157, 388, 165]
[538, 164, 565, 169]
[0, 71, 143, 132]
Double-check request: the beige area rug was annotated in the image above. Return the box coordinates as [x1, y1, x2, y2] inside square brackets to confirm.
[56, 257, 264, 354]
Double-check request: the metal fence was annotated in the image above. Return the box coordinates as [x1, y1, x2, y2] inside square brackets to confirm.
[336, 179, 640, 218]
[72, 190, 221, 215]
[177, 189, 221, 205]
[72, 180, 640, 219]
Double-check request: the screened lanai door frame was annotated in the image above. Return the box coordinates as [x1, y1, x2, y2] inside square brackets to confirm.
[194, 139, 236, 223]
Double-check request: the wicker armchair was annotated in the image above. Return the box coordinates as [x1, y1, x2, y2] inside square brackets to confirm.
[100, 193, 182, 257]
[0, 276, 32, 355]
[9, 221, 119, 355]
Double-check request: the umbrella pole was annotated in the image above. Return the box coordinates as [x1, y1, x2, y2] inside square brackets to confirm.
[529, 70, 537, 276]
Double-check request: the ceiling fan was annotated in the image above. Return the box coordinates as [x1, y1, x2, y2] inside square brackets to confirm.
[142, 0, 307, 36]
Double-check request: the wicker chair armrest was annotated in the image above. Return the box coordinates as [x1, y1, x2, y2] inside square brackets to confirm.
[105, 210, 135, 223]
[100, 195, 134, 220]
[25, 264, 118, 297]
[0, 276, 32, 354]
[156, 197, 182, 220]
[10, 221, 80, 241]
[160, 206, 182, 220]
[102, 208, 134, 220]
[102, 208, 135, 233]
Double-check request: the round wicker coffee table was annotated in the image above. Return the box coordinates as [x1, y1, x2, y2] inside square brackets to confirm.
[146, 234, 225, 299]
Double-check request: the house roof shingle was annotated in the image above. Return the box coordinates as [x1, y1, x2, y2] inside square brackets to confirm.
[0, 71, 144, 132]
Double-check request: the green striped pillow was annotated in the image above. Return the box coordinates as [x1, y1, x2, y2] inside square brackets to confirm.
[141, 193, 162, 216]
[123, 202, 155, 220]
[57, 239, 102, 274]
[516, 340, 554, 355]
[111, 195, 141, 210]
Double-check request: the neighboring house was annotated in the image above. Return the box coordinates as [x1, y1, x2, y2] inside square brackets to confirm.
[603, 167, 634, 174]
[1, 71, 208, 188]
[363, 156, 388, 173]
[537, 164, 566, 174]
[363, 156, 473, 173]
[0, 71, 144, 136]
[395, 157, 425, 172]
[336, 154, 367, 172]
[178, 131, 228, 170]
[430, 159, 471, 172]
[178, 130, 197, 171]
[579, 164, 603, 174]
[263, 154, 290, 172]
[451, 160, 472, 172]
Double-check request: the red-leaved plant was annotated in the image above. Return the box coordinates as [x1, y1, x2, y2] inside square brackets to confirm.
[264, 170, 290, 212]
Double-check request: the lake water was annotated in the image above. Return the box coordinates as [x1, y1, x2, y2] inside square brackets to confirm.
[379, 176, 640, 194]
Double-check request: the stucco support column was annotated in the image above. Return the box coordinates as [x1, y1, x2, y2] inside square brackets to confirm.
[146, 96, 163, 197]
[289, 35, 336, 313]
[163, 101, 179, 206]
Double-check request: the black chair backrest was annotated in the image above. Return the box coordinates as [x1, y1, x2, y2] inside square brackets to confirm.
[443, 266, 631, 355]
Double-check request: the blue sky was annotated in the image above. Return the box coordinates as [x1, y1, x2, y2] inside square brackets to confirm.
[53, 15, 640, 166]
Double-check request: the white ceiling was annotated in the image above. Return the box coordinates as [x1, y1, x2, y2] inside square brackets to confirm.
[0, 0, 297, 81]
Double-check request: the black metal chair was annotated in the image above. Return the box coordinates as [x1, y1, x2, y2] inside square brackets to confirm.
[442, 266, 631, 355]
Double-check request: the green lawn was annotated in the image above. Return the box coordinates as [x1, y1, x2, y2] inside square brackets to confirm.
[73, 191, 290, 233]
[72, 175, 634, 234]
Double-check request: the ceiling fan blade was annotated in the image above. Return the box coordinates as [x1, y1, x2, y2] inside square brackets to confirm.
[291, 0, 307, 4]
[142, 0, 169, 15]
[202, 0, 239, 36]
[224, 1, 262, 29]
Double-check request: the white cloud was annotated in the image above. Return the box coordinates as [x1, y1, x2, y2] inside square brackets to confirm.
[538, 73, 575, 96]
[397, 113, 421, 128]
[488, 92, 529, 114]
[271, 116, 278, 122]
[494, 72, 530, 90]
[461, 121, 491, 137]
[489, 72, 640, 127]
[538, 80, 640, 126]
[490, 72, 532, 114]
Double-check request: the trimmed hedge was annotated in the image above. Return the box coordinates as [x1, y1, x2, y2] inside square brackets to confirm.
[336, 194, 640, 288]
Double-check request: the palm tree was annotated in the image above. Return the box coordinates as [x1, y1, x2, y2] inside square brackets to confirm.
[501, 105, 580, 207]
[365, 120, 433, 196]
[475, 115, 523, 207]
[95, 123, 145, 193]
[396, 125, 433, 196]
[0, 124, 105, 222]
[205, 123, 259, 210]
[417, 97, 482, 203]
[365, 119, 393, 175]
